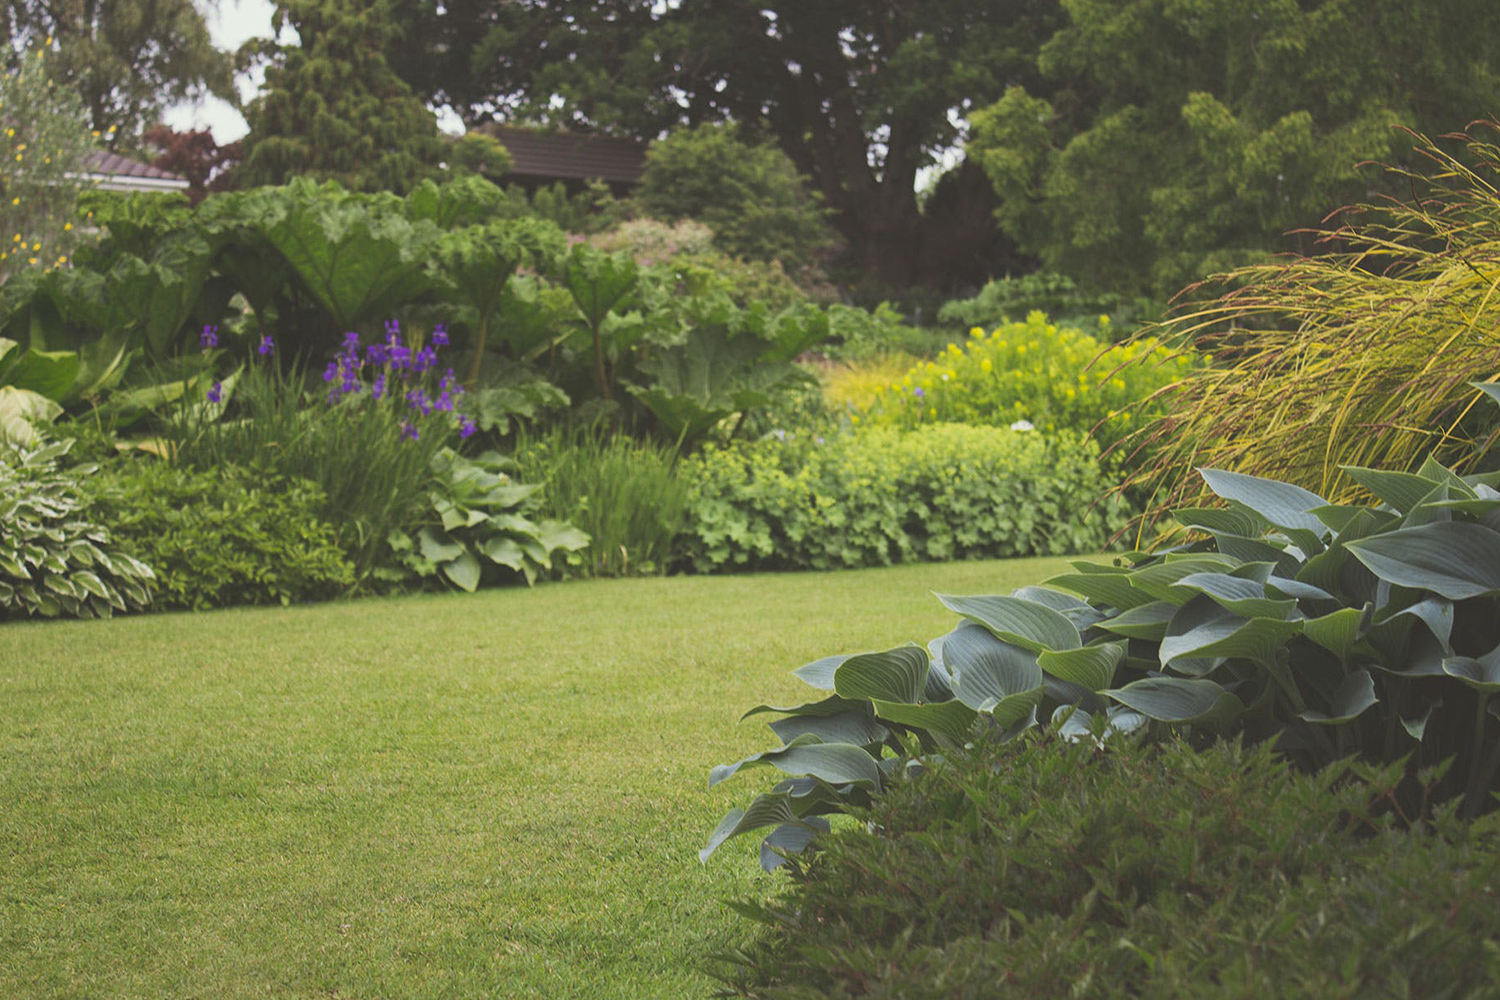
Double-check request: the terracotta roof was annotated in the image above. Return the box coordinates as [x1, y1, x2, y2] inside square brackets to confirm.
[485, 126, 646, 185]
[83, 150, 186, 183]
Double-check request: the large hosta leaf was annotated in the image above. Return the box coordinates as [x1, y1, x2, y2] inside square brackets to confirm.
[1096, 601, 1177, 641]
[1345, 522, 1500, 600]
[767, 708, 888, 747]
[701, 790, 810, 864]
[709, 735, 881, 790]
[1159, 613, 1302, 668]
[759, 817, 831, 871]
[833, 646, 928, 704]
[1044, 570, 1153, 611]
[1442, 642, 1500, 692]
[935, 593, 1081, 652]
[1341, 466, 1446, 515]
[1302, 606, 1370, 661]
[1175, 572, 1297, 620]
[793, 654, 851, 690]
[1103, 677, 1244, 724]
[1127, 556, 1241, 605]
[1297, 669, 1378, 724]
[1038, 642, 1124, 692]
[870, 698, 978, 743]
[1198, 468, 1329, 538]
[938, 623, 1045, 725]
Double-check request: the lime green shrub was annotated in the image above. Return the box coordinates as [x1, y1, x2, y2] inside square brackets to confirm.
[714, 735, 1500, 999]
[86, 459, 354, 611]
[861, 312, 1189, 459]
[677, 424, 1125, 573]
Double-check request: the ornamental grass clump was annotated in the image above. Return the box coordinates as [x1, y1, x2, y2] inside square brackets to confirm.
[1124, 121, 1500, 521]
[165, 320, 477, 583]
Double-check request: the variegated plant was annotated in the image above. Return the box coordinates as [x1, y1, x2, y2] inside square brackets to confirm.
[705, 384, 1500, 868]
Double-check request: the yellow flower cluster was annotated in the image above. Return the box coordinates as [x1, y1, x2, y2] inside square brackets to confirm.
[860, 311, 1194, 452]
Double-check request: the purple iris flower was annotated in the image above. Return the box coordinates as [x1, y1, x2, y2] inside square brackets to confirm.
[199, 325, 219, 351]
[206, 380, 222, 404]
[458, 416, 477, 439]
[431, 323, 449, 348]
[256, 335, 274, 356]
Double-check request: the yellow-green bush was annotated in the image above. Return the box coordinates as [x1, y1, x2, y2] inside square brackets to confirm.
[859, 312, 1190, 458]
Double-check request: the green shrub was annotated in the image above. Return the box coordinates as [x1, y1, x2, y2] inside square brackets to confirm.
[378, 448, 588, 591]
[861, 313, 1190, 464]
[714, 734, 1500, 999]
[703, 393, 1500, 868]
[86, 458, 354, 611]
[677, 424, 1126, 574]
[936, 271, 1157, 340]
[513, 423, 689, 577]
[0, 438, 154, 619]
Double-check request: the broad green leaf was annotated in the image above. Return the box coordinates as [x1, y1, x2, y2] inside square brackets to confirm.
[1038, 642, 1124, 692]
[1175, 572, 1297, 620]
[1341, 466, 1445, 514]
[1198, 467, 1329, 537]
[1302, 606, 1369, 661]
[1401, 701, 1439, 741]
[1127, 556, 1245, 605]
[1010, 585, 1104, 628]
[1442, 643, 1500, 692]
[1103, 677, 1244, 724]
[834, 646, 928, 704]
[741, 694, 861, 721]
[1044, 571, 1153, 611]
[1264, 576, 1334, 602]
[759, 817, 831, 871]
[1298, 669, 1378, 724]
[418, 527, 466, 564]
[1211, 533, 1300, 577]
[935, 593, 1081, 652]
[564, 245, 638, 329]
[1160, 596, 1302, 667]
[768, 708, 888, 747]
[709, 736, 881, 789]
[536, 519, 590, 554]
[870, 698, 978, 742]
[940, 623, 1045, 717]
[2, 347, 78, 401]
[1375, 597, 1454, 651]
[701, 791, 805, 863]
[481, 536, 526, 571]
[793, 654, 850, 690]
[1345, 522, 1500, 600]
[1173, 505, 1270, 536]
[0, 386, 61, 445]
[1096, 601, 1177, 641]
[441, 551, 481, 592]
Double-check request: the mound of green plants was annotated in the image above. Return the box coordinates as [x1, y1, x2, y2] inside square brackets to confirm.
[703, 384, 1500, 869]
[86, 459, 354, 611]
[677, 424, 1125, 575]
[713, 734, 1500, 999]
[0, 437, 154, 620]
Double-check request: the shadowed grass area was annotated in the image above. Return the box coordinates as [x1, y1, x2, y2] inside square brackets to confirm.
[0, 556, 1079, 1000]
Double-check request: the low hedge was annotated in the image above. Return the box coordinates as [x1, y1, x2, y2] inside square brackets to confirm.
[87, 459, 355, 611]
[676, 424, 1126, 573]
[714, 734, 1500, 999]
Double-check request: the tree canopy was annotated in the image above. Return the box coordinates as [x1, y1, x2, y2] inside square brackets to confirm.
[967, 0, 1500, 297]
[238, 0, 443, 194]
[0, 0, 236, 145]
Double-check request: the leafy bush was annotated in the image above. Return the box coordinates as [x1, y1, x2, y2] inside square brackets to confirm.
[936, 270, 1156, 339]
[379, 448, 588, 590]
[677, 424, 1126, 574]
[703, 391, 1500, 867]
[817, 351, 923, 415]
[860, 312, 1190, 465]
[714, 734, 1500, 999]
[86, 458, 354, 611]
[0, 438, 154, 619]
[1129, 123, 1500, 516]
[822, 301, 939, 361]
[513, 423, 688, 577]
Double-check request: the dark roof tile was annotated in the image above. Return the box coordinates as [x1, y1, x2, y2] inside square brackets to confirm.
[83, 149, 186, 182]
[484, 126, 646, 185]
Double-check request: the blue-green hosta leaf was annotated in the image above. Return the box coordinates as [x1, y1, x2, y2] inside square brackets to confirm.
[1096, 601, 1177, 641]
[1198, 468, 1329, 538]
[1175, 572, 1298, 620]
[870, 698, 978, 743]
[1212, 533, 1300, 577]
[1345, 522, 1500, 600]
[1298, 669, 1378, 724]
[418, 526, 466, 564]
[481, 536, 525, 571]
[1052, 704, 1147, 745]
[921, 638, 955, 703]
[1173, 506, 1270, 537]
[1375, 597, 1454, 651]
[441, 551, 481, 592]
[1160, 597, 1303, 668]
[834, 646, 928, 704]
[1038, 642, 1124, 692]
[701, 791, 806, 864]
[768, 708, 888, 747]
[793, 654, 850, 690]
[1471, 381, 1500, 409]
[759, 818, 831, 871]
[1442, 643, 1500, 692]
[1401, 700, 1440, 742]
[1310, 504, 1369, 534]
[1302, 606, 1370, 661]
[536, 519, 590, 553]
[741, 694, 862, 722]
[1010, 586, 1105, 629]
[1265, 577, 1334, 602]
[1127, 556, 1244, 605]
[935, 593, 1082, 652]
[1103, 677, 1244, 724]
[1341, 466, 1446, 515]
[941, 623, 1046, 716]
[1044, 571, 1153, 611]
[709, 736, 881, 789]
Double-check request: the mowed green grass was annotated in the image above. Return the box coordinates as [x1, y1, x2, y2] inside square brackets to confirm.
[1, 557, 1077, 999]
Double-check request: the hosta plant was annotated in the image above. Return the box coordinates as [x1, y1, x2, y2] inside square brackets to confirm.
[381, 448, 589, 590]
[705, 384, 1500, 867]
[0, 438, 154, 619]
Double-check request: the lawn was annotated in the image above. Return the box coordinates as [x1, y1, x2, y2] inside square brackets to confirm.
[0, 556, 1077, 1000]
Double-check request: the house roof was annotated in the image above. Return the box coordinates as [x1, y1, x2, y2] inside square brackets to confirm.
[80, 150, 189, 192]
[485, 126, 647, 186]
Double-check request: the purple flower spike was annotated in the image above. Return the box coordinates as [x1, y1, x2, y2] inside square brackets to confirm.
[385, 319, 401, 338]
[372, 372, 386, 400]
[206, 380, 222, 404]
[458, 416, 477, 440]
[342, 331, 361, 353]
[199, 324, 219, 351]
[401, 420, 419, 441]
[913, 386, 925, 397]
[257, 335, 274, 357]
[322, 361, 338, 383]
[432, 323, 449, 348]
